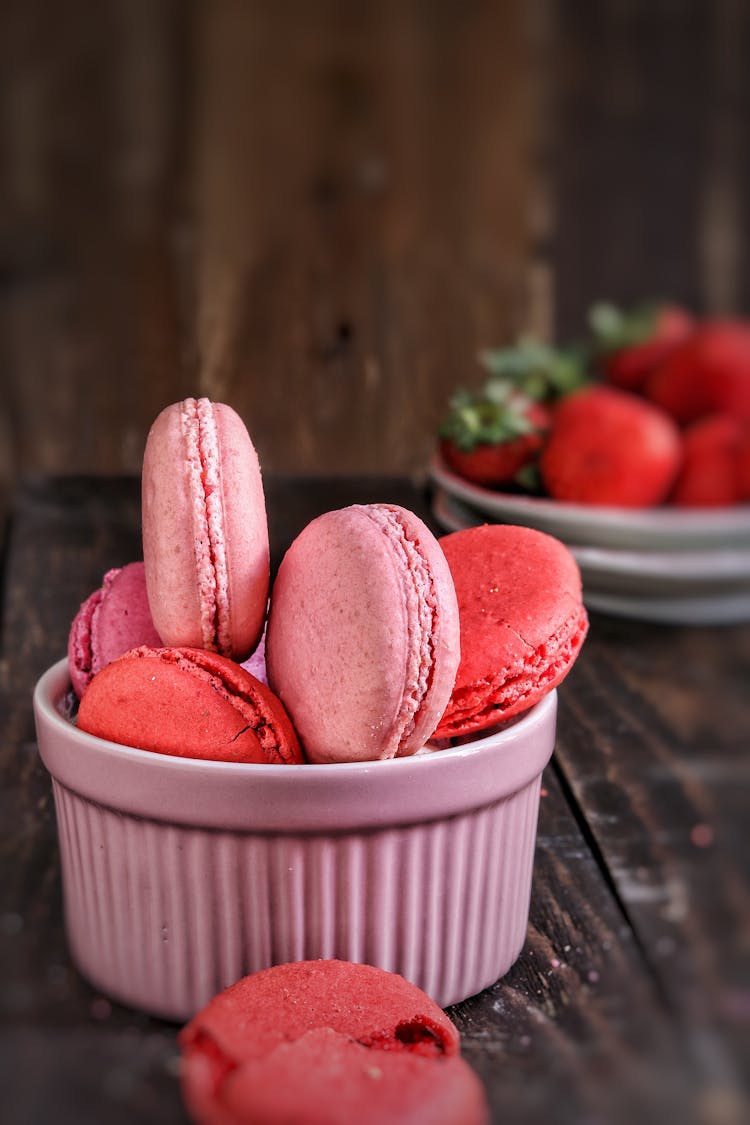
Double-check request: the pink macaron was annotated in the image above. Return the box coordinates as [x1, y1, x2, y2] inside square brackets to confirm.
[142, 398, 269, 661]
[67, 562, 161, 699]
[266, 504, 461, 764]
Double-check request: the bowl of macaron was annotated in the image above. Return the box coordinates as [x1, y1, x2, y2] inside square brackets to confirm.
[33, 397, 588, 1023]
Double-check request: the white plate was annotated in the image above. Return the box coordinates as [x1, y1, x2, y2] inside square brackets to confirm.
[583, 589, 750, 626]
[431, 489, 750, 624]
[429, 454, 750, 550]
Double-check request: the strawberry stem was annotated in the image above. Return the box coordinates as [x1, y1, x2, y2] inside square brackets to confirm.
[439, 388, 536, 452]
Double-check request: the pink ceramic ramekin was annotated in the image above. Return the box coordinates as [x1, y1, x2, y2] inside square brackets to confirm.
[34, 658, 557, 1021]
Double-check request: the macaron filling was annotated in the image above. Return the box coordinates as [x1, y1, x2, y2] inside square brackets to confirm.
[182, 398, 231, 654]
[360, 505, 437, 754]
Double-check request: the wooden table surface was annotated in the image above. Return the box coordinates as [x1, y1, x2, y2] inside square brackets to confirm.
[1, 473, 748, 1125]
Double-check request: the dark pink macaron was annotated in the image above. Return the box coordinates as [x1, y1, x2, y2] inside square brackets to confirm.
[435, 524, 588, 739]
[179, 960, 489, 1125]
[266, 504, 461, 764]
[67, 562, 161, 699]
[77, 646, 303, 764]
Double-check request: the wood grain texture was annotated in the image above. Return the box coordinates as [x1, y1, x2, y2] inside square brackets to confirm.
[3, 0, 750, 503]
[0, 0, 531, 499]
[554, 620, 750, 1120]
[549, 0, 750, 337]
[3, 475, 745, 1124]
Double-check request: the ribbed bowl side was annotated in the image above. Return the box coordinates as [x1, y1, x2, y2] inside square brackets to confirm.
[52, 773, 543, 1020]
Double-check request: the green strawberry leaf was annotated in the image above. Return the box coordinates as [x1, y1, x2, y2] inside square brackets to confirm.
[478, 336, 589, 401]
[588, 301, 659, 353]
[439, 388, 536, 452]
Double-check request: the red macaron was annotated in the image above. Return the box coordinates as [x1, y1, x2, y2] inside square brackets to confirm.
[77, 646, 302, 764]
[179, 960, 489, 1125]
[435, 524, 588, 740]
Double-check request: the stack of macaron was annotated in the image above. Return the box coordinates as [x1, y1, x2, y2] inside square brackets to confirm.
[69, 396, 588, 764]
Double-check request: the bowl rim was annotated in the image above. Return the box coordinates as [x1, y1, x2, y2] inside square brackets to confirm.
[34, 658, 557, 831]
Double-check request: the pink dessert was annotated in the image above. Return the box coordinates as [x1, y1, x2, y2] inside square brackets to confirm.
[266, 503, 461, 764]
[77, 646, 303, 764]
[435, 524, 589, 739]
[142, 398, 269, 661]
[179, 960, 489, 1125]
[67, 562, 161, 698]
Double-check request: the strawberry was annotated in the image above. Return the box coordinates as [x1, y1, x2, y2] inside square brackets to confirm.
[539, 386, 682, 507]
[738, 431, 750, 499]
[645, 320, 750, 423]
[670, 415, 748, 507]
[439, 385, 550, 487]
[589, 301, 693, 392]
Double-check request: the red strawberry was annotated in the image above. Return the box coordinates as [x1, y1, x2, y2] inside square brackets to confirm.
[738, 431, 750, 499]
[590, 302, 693, 392]
[539, 386, 682, 507]
[439, 391, 550, 487]
[645, 320, 750, 423]
[670, 415, 748, 507]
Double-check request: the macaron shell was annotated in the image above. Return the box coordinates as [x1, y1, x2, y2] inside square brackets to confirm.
[212, 403, 269, 656]
[386, 506, 460, 757]
[142, 403, 202, 647]
[266, 506, 459, 764]
[179, 961, 487, 1125]
[77, 647, 302, 764]
[142, 400, 269, 661]
[435, 524, 588, 738]
[67, 563, 161, 698]
[180, 959, 460, 1064]
[188, 1027, 489, 1125]
[268, 508, 409, 763]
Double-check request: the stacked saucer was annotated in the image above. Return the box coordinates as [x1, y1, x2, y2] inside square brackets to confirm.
[429, 455, 750, 625]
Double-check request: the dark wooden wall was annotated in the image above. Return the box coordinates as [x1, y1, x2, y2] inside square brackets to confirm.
[1, 0, 749, 501]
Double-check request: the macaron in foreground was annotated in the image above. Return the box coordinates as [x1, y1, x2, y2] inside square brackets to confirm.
[179, 960, 489, 1125]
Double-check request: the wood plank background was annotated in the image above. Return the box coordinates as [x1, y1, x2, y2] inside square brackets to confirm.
[1, 0, 749, 502]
